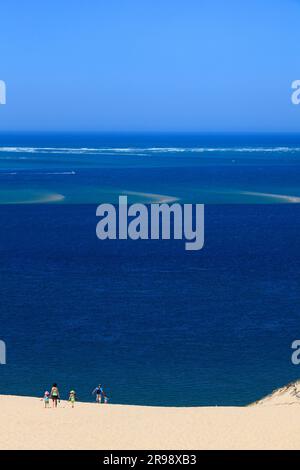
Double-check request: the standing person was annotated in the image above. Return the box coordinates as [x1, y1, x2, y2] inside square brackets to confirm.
[68, 390, 76, 408]
[92, 384, 104, 403]
[50, 383, 60, 408]
[42, 391, 50, 408]
[103, 393, 109, 404]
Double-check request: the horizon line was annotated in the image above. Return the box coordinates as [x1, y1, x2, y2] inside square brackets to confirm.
[0, 130, 300, 135]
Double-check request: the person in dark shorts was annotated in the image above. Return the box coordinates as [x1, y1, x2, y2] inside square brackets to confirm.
[50, 383, 60, 408]
[92, 384, 104, 403]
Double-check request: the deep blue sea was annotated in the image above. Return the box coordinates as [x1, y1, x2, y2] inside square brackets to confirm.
[0, 133, 300, 406]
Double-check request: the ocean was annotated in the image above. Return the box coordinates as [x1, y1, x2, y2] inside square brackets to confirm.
[0, 133, 300, 406]
[1, 132, 300, 204]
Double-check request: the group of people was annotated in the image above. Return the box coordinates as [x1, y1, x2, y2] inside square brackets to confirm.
[42, 383, 109, 408]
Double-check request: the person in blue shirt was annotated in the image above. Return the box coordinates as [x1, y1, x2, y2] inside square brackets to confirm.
[92, 384, 104, 403]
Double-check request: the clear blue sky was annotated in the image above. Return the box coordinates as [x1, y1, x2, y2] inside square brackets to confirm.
[0, 0, 300, 132]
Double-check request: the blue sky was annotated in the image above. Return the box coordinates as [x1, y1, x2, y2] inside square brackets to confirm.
[0, 0, 299, 132]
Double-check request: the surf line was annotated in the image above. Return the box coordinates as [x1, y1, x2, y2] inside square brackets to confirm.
[96, 196, 204, 251]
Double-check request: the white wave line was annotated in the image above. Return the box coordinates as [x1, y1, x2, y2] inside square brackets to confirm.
[0, 171, 76, 176]
[0, 146, 299, 155]
[44, 171, 76, 175]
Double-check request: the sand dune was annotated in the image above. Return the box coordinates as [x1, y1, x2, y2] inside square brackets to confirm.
[1, 383, 300, 450]
[251, 380, 300, 406]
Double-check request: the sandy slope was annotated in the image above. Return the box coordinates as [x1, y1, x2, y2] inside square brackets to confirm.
[251, 380, 300, 406]
[1, 389, 300, 450]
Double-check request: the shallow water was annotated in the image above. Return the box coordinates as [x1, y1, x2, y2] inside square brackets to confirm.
[1, 133, 300, 204]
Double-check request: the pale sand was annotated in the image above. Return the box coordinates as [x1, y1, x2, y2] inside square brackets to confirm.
[1, 389, 300, 450]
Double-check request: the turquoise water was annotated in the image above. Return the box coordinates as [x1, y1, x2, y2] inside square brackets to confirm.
[1, 133, 300, 204]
